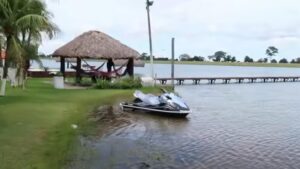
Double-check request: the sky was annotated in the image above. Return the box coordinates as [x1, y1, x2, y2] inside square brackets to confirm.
[41, 0, 300, 60]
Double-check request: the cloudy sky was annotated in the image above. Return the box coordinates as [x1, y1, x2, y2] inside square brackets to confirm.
[41, 0, 300, 60]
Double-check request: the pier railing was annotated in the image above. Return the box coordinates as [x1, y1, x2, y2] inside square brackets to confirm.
[155, 76, 300, 85]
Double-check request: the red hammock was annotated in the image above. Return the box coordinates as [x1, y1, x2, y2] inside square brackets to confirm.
[92, 63, 127, 78]
[82, 60, 106, 71]
[71, 60, 128, 79]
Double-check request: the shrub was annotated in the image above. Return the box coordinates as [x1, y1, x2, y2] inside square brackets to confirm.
[79, 78, 94, 86]
[155, 57, 169, 61]
[96, 79, 111, 89]
[55, 72, 63, 76]
[96, 77, 142, 89]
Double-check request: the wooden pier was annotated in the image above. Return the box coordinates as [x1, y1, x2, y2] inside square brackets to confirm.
[155, 76, 300, 85]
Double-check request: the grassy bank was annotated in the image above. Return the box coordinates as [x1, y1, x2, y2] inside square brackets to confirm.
[0, 79, 155, 169]
[146, 61, 300, 68]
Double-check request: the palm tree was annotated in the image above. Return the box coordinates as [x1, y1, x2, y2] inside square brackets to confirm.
[19, 0, 58, 88]
[266, 46, 278, 62]
[0, 0, 58, 95]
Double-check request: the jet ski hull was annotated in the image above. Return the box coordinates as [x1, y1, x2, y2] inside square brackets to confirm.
[120, 102, 190, 117]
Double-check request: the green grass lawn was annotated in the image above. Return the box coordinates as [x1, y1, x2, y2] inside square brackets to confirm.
[0, 78, 153, 169]
[146, 61, 300, 68]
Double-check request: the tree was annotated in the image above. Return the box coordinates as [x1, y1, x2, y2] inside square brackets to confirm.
[207, 55, 215, 61]
[266, 46, 278, 61]
[244, 56, 253, 63]
[271, 59, 277, 63]
[141, 53, 150, 60]
[39, 53, 47, 58]
[291, 59, 296, 64]
[20, 1, 58, 87]
[192, 56, 200, 61]
[224, 55, 232, 62]
[212, 51, 226, 62]
[191, 56, 205, 62]
[0, 0, 58, 96]
[198, 56, 205, 62]
[291, 58, 300, 64]
[257, 58, 268, 63]
[231, 56, 236, 62]
[179, 53, 191, 61]
[257, 59, 263, 63]
[279, 58, 288, 63]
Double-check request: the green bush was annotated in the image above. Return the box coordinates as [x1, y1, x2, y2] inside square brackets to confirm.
[79, 78, 94, 86]
[55, 71, 63, 76]
[96, 77, 142, 89]
[96, 79, 111, 89]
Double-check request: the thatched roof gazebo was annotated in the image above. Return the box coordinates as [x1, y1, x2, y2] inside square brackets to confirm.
[52, 30, 140, 82]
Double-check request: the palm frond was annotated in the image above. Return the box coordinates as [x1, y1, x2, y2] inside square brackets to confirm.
[17, 14, 59, 40]
[0, 0, 11, 19]
[1, 0, 58, 69]
[17, 14, 49, 29]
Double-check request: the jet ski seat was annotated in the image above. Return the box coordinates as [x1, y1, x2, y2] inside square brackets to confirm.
[134, 90, 160, 106]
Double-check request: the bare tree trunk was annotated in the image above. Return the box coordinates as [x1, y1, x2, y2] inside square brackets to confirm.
[0, 79, 6, 96]
[22, 57, 30, 89]
[16, 66, 23, 87]
[21, 30, 32, 89]
[0, 58, 9, 96]
[0, 39, 3, 95]
[22, 67, 26, 89]
[0, 36, 11, 96]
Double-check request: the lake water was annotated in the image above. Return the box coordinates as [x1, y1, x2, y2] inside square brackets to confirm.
[64, 62, 300, 169]
[35, 59, 300, 78]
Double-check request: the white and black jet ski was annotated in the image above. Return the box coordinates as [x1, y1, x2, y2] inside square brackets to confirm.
[120, 89, 191, 117]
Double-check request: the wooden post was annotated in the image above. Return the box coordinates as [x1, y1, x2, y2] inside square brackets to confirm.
[76, 58, 81, 83]
[127, 58, 134, 77]
[171, 38, 175, 90]
[60, 57, 65, 77]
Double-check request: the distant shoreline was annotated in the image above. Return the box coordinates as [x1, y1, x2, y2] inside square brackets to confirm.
[40, 58, 300, 68]
[145, 61, 300, 68]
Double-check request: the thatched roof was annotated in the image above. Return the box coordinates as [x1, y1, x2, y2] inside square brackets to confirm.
[52, 30, 140, 59]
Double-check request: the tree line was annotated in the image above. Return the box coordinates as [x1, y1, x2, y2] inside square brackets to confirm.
[141, 46, 300, 64]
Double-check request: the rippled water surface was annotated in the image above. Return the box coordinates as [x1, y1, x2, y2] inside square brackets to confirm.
[70, 82, 300, 169]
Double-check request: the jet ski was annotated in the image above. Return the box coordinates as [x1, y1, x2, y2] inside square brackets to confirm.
[120, 89, 191, 117]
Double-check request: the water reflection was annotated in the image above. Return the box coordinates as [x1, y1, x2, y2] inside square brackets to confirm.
[69, 83, 300, 169]
[68, 106, 189, 169]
